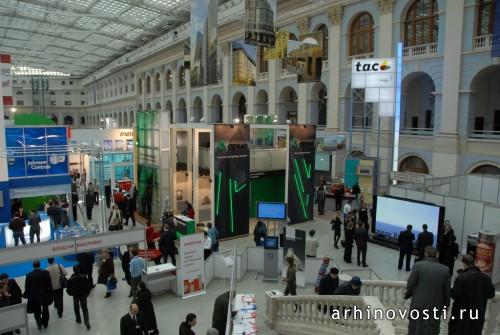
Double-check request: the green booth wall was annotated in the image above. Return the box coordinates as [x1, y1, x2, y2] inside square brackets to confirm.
[249, 173, 286, 217]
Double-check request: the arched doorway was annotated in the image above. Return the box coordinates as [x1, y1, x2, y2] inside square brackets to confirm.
[469, 65, 500, 137]
[166, 100, 174, 124]
[192, 97, 203, 122]
[310, 82, 327, 126]
[351, 150, 364, 158]
[64, 115, 74, 126]
[402, 72, 435, 131]
[146, 103, 151, 110]
[210, 95, 223, 123]
[80, 116, 85, 126]
[278, 86, 298, 124]
[177, 98, 187, 123]
[399, 155, 429, 174]
[155, 102, 161, 111]
[232, 92, 246, 122]
[256, 90, 268, 115]
[470, 164, 500, 175]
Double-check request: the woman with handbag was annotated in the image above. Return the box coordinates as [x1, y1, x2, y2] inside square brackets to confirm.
[97, 249, 115, 298]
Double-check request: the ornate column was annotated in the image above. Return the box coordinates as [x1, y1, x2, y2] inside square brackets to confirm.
[376, 0, 394, 57]
[326, 5, 342, 130]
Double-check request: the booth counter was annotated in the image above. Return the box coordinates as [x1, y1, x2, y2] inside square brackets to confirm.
[173, 215, 196, 239]
[142, 263, 177, 295]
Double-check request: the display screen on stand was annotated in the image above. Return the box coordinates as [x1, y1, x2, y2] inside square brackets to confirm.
[256, 202, 287, 220]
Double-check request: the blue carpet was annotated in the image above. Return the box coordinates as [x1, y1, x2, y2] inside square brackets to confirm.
[0, 256, 79, 279]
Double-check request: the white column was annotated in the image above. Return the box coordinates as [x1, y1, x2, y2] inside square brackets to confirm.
[186, 68, 192, 122]
[326, 6, 343, 130]
[223, 44, 231, 123]
[297, 83, 307, 124]
[247, 85, 255, 116]
[203, 85, 209, 122]
[160, 67, 165, 112]
[172, 67, 177, 123]
[268, 59, 277, 116]
[377, 0, 394, 57]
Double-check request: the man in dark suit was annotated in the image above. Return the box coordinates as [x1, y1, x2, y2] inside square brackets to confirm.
[76, 252, 95, 287]
[212, 291, 235, 335]
[120, 303, 147, 335]
[416, 224, 434, 261]
[24, 260, 52, 330]
[398, 225, 415, 271]
[318, 267, 340, 314]
[354, 222, 369, 267]
[159, 225, 176, 266]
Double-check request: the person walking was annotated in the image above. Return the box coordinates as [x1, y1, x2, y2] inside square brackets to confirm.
[125, 194, 137, 227]
[207, 222, 219, 252]
[46, 258, 67, 318]
[121, 245, 133, 289]
[97, 250, 115, 298]
[85, 189, 94, 221]
[134, 282, 159, 335]
[120, 303, 147, 335]
[442, 234, 460, 276]
[416, 224, 434, 261]
[352, 182, 360, 207]
[438, 222, 454, 264]
[343, 219, 355, 264]
[448, 254, 496, 335]
[9, 212, 26, 246]
[179, 313, 197, 335]
[283, 256, 297, 296]
[71, 190, 79, 222]
[405, 246, 451, 335]
[306, 230, 319, 258]
[108, 204, 123, 227]
[342, 200, 352, 221]
[159, 224, 176, 265]
[104, 180, 112, 209]
[358, 202, 369, 230]
[334, 185, 344, 211]
[77, 252, 95, 288]
[398, 225, 415, 271]
[93, 181, 100, 206]
[253, 221, 267, 246]
[319, 267, 339, 295]
[316, 183, 326, 215]
[66, 265, 92, 330]
[129, 248, 145, 299]
[145, 221, 160, 249]
[330, 211, 342, 249]
[28, 209, 41, 244]
[354, 222, 369, 267]
[24, 260, 53, 330]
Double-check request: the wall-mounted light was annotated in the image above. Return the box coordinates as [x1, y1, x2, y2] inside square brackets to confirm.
[233, 118, 240, 124]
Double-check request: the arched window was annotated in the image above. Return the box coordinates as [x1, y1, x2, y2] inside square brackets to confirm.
[165, 70, 173, 90]
[137, 78, 143, 94]
[349, 12, 374, 56]
[155, 73, 161, 92]
[64, 91, 71, 96]
[399, 155, 429, 174]
[470, 164, 500, 175]
[476, 0, 497, 36]
[16, 91, 23, 95]
[179, 66, 185, 88]
[404, 0, 439, 47]
[315, 24, 329, 60]
[145, 76, 151, 94]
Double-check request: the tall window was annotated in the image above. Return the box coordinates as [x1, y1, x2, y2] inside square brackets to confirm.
[477, 0, 497, 36]
[137, 78, 142, 94]
[146, 76, 151, 94]
[166, 70, 173, 90]
[349, 12, 374, 56]
[179, 66, 185, 88]
[404, 0, 439, 47]
[315, 24, 329, 60]
[155, 73, 161, 92]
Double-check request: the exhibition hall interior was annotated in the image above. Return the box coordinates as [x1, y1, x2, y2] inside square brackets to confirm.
[1, 0, 500, 334]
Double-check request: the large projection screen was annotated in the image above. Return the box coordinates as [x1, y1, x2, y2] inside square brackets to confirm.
[374, 196, 444, 246]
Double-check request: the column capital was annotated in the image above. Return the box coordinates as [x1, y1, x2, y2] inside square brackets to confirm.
[376, 0, 395, 14]
[327, 6, 343, 25]
[297, 17, 310, 35]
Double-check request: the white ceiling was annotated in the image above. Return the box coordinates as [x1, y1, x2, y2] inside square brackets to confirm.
[0, 0, 191, 77]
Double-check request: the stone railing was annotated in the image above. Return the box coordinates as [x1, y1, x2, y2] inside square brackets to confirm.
[265, 293, 396, 335]
[474, 34, 493, 50]
[403, 43, 438, 58]
[347, 52, 374, 64]
[257, 72, 269, 80]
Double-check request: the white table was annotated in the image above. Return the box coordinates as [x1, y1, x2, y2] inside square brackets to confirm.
[142, 263, 176, 295]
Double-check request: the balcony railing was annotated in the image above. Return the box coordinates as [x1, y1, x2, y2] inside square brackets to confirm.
[474, 34, 493, 50]
[400, 127, 434, 136]
[280, 68, 295, 78]
[347, 52, 374, 64]
[469, 130, 500, 139]
[403, 43, 438, 58]
[257, 72, 268, 80]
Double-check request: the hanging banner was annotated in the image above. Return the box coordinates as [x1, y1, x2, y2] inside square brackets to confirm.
[288, 125, 316, 224]
[214, 125, 250, 238]
[287, 32, 323, 83]
[282, 227, 306, 288]
[264, 31, 289, 60]
[0, 54, 13, 106]
[179, 233, 206, 299]
[244, 0, 276, 47]
[232, 41, 257, 86]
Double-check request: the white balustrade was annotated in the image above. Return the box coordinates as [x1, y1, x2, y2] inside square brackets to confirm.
[347, 52, 375, 64]
[474, 34, 493, 50]
[403, 43, 438, 58]
[257, 72, 268, 80]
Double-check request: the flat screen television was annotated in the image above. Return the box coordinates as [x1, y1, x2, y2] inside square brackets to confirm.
[373, 195, 445, 247]
[256, 202, 287, 220]
[264, 236, 279, 249]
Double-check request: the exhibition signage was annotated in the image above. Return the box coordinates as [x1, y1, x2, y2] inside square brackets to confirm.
[351, 58, 396, 116]
[179, 233, 206, 299]
[282, 227, 306, 287]
[75, 228, 144, 253]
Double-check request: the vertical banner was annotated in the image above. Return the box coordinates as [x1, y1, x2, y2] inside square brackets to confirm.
[288, 125, 316, 224]
[287, 32, 324, 83]
[214, 125, 250, 238]
[179, 233, 206, 299]
[282, 227, 306, 288]
[232, 41, 257, 86]
[244, 0, 276, 47]
[492, 0, 500, 57]
[0, 54, 13, 106]
[190, 0, 218, 86]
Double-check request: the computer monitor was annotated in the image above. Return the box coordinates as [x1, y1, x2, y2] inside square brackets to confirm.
[256, 202, 287, 220]
[264, 236, 278, 249]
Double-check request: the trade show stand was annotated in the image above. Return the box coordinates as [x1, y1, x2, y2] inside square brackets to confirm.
[0, 212, 53, 248]
[142, 263, 177, 295]
[173, 215, 196, 239]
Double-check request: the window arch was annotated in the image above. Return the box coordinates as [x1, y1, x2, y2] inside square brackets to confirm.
[64, 91, 71, 96]
[404, 0, 439, 47]
[16, 91, 23, 95]
[165, 70, 173, 90]
[314, 24, 329, 60]
[399, 155, 429, 174]
[476, 0, 497, 36]
[137, 78, 142, 94]
[145, 76, 151, 94]
[349, 12, 374, 56]
[470, 164, 500, 175]
[154, 73, 161, 92]
[179, 66, 186, 88]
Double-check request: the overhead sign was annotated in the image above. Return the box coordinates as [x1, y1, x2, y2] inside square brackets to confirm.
[178, 233, 206, 299]
[0, 239, 76, 266]
[352, 58, 396, 116]
[75, 228, 144, 253]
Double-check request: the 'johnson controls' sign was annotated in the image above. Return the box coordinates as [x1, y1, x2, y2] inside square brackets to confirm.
[351, 58, 396, 116]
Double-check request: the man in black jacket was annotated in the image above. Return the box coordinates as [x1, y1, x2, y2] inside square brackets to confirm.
[318, 267, 340, 314]
[159, 225, 176, 266]
[120, 303, 147, 335]
[84, 189, 94, 221]
[66, 265, 92, 330]
[104, 180, 112, 209]
[125, 195, 137, 227]
[212, 291, 236, 335]
[77, 252, 95, 288]
[354, 222, 369, 267]
[416, 224, 434, 261]
[334, 276, 362, 296]
[449, 254, 495, 335]
[398, 225, 415, 271]
[0, 273, 22, 304]
[24, 261, 52, 330]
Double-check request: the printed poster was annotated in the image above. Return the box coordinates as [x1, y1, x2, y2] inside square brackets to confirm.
[179, 233, 206, 299]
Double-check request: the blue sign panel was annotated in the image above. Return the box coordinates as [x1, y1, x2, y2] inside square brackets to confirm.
[5, 128, 26, 178]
